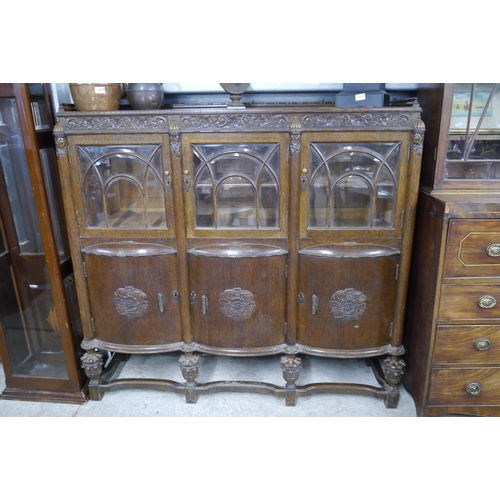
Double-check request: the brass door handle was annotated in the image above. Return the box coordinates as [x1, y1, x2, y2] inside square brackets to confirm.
[478, 295, 496, 309]
[486, 243, 500, 257]
[465, 382, 482, 396]
[474, 338, 491, 351]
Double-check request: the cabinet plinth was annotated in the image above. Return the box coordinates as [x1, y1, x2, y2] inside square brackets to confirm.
[55, 102, 423, 407]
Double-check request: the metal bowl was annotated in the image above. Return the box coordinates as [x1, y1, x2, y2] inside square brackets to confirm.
[126, 83, 163, 110]
[69, 83, 122, 111]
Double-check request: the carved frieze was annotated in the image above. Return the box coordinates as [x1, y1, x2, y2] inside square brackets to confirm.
[219, 287, 256, 321]
[180, 114, 289, 131]
[329, 288, 367, 322]
[113, 286, 149, 319]
[302, 113, 414, 130]
[64, 115, 168, 131]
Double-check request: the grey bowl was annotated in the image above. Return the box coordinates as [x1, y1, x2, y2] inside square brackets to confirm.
[127, 83, 163, 110]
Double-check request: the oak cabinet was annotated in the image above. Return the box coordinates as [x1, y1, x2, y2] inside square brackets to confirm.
[54, 100, 424, 407]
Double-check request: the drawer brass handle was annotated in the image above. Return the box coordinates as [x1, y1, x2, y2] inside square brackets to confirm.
[474, 338, 491, 351]
[486, 243, 500, 257]
[465, 382, 482, 396]
[478, 295, 497, 309]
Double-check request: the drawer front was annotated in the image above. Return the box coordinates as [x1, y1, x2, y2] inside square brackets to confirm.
[428, 367, 500, 406]
[433, 325, 500, 364]
[444, 219, 500, 278]
[438, 284, 500, 321]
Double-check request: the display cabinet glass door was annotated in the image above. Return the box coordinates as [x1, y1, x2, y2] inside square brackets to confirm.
[72, 138, 173, 234]
[0, 84, 85, 403]
[302, 133, 406, 235]
[184, 134, 288, 236]
[0, 97, 67, 379]
[445, 83, 500, 182]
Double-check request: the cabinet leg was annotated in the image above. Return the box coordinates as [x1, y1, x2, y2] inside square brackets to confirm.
[81, 350, 104, 401]
[381, 356, 406, 409]
[281, 355, 302, 406]
[179, 354, 200, 404]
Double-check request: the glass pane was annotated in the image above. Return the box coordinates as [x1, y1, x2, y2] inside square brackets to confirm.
[0, 265, 68, 379]
[40, 147, 70, 260]
[374, 166, 397, 228]
[28, 84, 52, 130]
[446, 84, 500, 179]
[192, 143, 280, 229]
[333, 175, 371, 227]
[309, 142, 400, 229]
[0, 97, 68, 380]
[259, 166, 279, 227]
[78, 145, 166, 229]
[309, 165, 329, 228]
[216, 176, 256, 228]
[195, 166, 214, 227]
[0, 98, 43, 253]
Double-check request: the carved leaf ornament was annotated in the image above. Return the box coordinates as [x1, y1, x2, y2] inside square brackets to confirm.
[329, 288, 367, 322]
[219, 287, 256, 321]
[113, 286, 149, 319]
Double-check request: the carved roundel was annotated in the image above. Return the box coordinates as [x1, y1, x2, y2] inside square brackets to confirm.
[329, 288, 367, 322]
[219, 287, 256, 321]
[113, 286, 149, 319]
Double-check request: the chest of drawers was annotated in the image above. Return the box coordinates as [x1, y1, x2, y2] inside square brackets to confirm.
[403, 192, 500, 416]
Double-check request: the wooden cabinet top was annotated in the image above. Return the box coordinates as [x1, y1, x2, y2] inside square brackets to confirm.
[55, 103, 423, 135]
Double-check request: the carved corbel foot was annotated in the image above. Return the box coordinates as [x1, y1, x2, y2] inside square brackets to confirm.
[179, 354, 200, 404]
[280, 355, 302, 406]
[381, 356, 406, 409]
[81, 349, 104, 401]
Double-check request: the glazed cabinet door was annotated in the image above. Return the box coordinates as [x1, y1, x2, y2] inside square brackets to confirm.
[300, 131, 410, 237]
[67, 135, 176, 237]
[182, 133, 289, 238]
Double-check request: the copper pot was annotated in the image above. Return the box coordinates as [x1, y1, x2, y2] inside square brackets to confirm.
[69, 83, 122, 111]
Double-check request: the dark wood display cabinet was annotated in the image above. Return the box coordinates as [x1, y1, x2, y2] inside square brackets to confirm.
[54, 96, 424, 407]
[0, 83, 87, 403]
[403, 83, 500, 416]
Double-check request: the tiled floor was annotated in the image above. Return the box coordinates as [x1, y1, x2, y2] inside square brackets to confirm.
[0, 354, 418, 417]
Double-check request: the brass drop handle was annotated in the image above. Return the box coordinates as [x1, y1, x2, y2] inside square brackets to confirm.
[474, 338, 491, 351]
[478, 295, 497, 309]
[486, 243, 500, 257]
[465, 382, 482, 396]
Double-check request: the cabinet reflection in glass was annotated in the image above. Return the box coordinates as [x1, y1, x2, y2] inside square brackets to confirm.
[192, 143, 280, 229]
